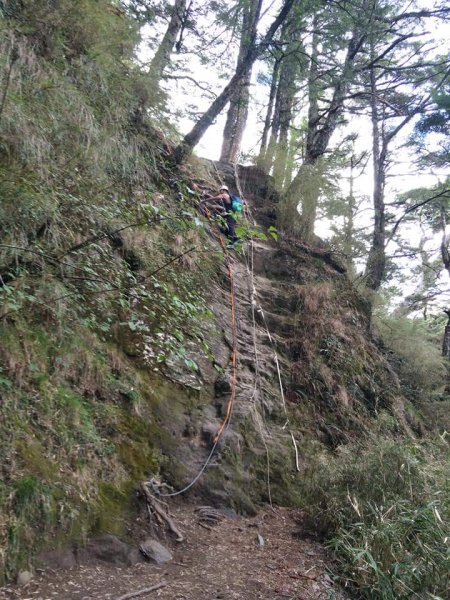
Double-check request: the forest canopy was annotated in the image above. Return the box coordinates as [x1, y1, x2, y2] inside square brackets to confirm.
[0, 0, 448, 320]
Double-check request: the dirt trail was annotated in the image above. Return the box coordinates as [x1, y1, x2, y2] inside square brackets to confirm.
[0, 505, 347, 600]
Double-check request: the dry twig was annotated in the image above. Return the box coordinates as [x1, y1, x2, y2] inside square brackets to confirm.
[115, 582, 167, 600]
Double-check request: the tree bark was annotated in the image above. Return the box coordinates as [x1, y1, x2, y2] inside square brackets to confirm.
[173, 0, 296, 163]
[440, 203, 450, 276]
[442, 310, 450, 359]
[272, 27, 303, 189]
[364, 44, 422, 293]
[281, 18, 319, 234]
[220, 0, 263, 163]
[148, 0, 188, 84]
[282, 128, 298, 189]
[263, 73, 283, 172]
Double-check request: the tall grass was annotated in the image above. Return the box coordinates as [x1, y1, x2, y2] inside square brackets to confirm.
[300, 437, 450, 599]
[0, 1, 206, 581]
[374, 314, 447, 399]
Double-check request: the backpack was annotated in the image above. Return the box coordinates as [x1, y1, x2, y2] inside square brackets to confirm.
[230, 195, 243, 213]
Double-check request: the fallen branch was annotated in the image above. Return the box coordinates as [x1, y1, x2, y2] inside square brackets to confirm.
[116, 582, 167, 600]
[289, 572, 319, 582]
[141, 482, 184, 542]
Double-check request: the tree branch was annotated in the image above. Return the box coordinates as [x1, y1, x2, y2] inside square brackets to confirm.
[115, 583, 167, 600]
[381, 8, 450, 24]
[165, 74, 218, 98]
[388, 189, 450, 242]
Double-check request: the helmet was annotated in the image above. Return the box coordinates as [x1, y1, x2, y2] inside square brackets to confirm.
[220, 185, 229, 192]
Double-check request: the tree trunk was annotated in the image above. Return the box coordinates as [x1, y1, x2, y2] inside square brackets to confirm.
[343, 153, 357, 275]
[442, 310, 450, 358]
[364, 39, 426, 294]
[272, 29, 302, 189]
[219, 75, 251, 163]
[364, 58, 386, 292]
[220, 0, 262, 163]
[440, 203, 450, 276]
[173, 0, 296, 163]
[148, 0, 187, 83]
[283, 24, 366, 239]
[257, 58, 280, 169]
[272, 104, 292, 189]
[282, 127, 299, 190]
[281, 18, 319, 236]
[263, 76, 283, 172]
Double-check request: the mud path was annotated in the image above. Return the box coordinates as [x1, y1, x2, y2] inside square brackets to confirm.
[0, 506, 347, 600]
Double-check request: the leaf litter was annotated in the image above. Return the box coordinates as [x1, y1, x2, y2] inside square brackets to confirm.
[0, 506, 349, 600]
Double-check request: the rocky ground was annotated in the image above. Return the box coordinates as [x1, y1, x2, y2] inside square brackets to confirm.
[0, 504, 348, 600]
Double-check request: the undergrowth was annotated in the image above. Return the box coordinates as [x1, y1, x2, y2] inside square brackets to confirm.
[374, 313, 447, 400]
[1, 2, 448, 595]
[300, 435, 450, 599]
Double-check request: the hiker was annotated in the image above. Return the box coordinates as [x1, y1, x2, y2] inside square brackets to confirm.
[199, 184, 239, 243]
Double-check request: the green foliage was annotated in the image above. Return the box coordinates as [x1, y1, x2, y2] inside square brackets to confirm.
[0, 315, 182, 579]
[413, 86, 450, 167]
[234, 221, 276, 243]
[300, 437, 450, 599]
[5, 3, 449, 595]
[0, 367, 12, 390]
[396, 180, 450, 236]
[13, 476, 46, 513]
[268, 225, 278, 241]
[131, 259, 215, 368]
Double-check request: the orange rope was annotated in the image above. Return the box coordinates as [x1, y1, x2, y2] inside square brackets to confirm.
[203, 206, 239, 444]
[158, 212, 239, 498]
[213, 255, 237, 443]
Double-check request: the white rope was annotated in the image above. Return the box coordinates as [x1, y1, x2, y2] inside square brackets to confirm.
[290, 431, 300, 472]
[158, 436, 221, 497]
[234, 162, 300, 473]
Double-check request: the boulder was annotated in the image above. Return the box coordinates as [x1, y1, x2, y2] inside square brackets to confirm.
[77, 534, 142, 566]
[36, 548, 77, 570]
[17, 570, 33, 586]
[139, 538, 173, 564]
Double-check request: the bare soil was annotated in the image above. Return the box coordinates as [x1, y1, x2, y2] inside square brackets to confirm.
[0, 505, 348, 600]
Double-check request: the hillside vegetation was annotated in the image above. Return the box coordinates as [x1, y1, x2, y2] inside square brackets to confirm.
[0, 0, 219, 579]
[0, 2, 449, 599]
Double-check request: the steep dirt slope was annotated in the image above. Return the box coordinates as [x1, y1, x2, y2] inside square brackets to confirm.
[0, 153, 411, 595]
[177, 161, 415, 510]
